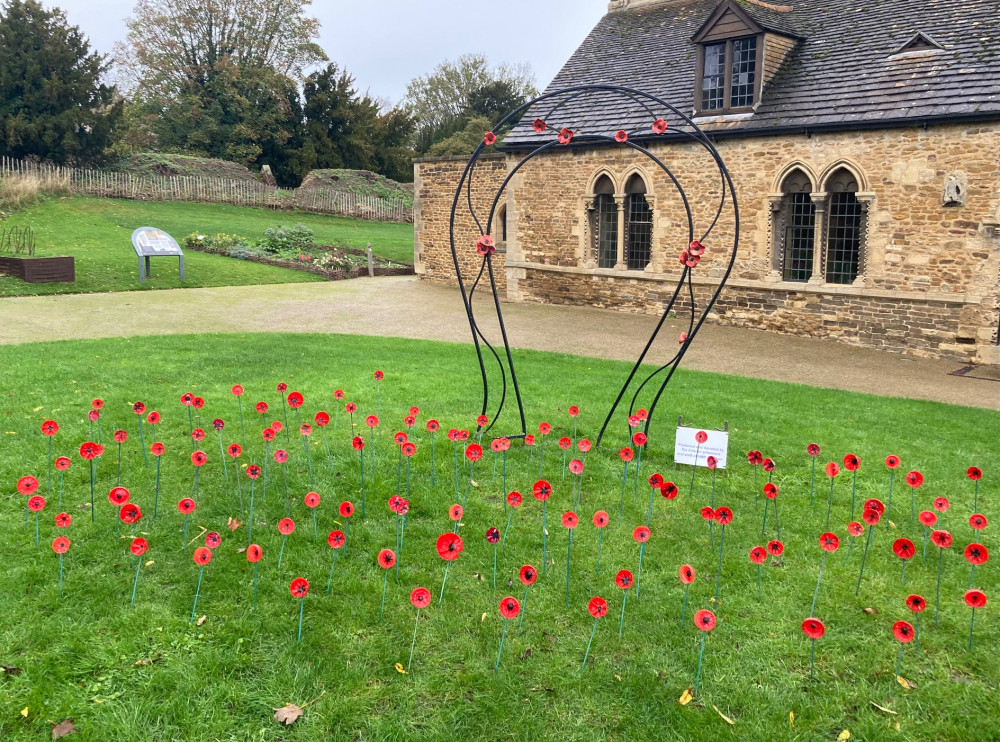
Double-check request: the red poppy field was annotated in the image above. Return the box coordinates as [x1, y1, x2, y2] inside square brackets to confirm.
[0, 333, 997, 741]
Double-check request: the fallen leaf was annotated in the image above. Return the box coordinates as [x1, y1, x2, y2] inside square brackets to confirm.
[226, 517, 242, 532]
[51, 719, 75, 739]
[1, 665, 23, 675]
[133, 656, 161, 666]
[21, 707, 28, 717]
[544, 633, 558, 644]
[895, 721, 901, 731]
[273, 704, 303, 725]
[90, 699, 103, 704]
[862, 607, 878, 615]
[713, 706, 734, 725]
[471, 480, 479, 488]
[614, 674, 622, 682]
[481, 612, 488, 623]
[889, 520, 897, 529]
[394, 663, 408, 675]
[896, 675, 916, 689]
[837, 730, 851, 741]
[789, 711, 794, 727]
[196, 615, 207, 626]
[678, 688, 693, 705]
[520, 648, 532, 661]
[471, 573, 485, 581]
[870, 701, 897, 715]
[33, 406, 44, 412]
[144, 560, 154, 567]
[236, 547, 247, 554]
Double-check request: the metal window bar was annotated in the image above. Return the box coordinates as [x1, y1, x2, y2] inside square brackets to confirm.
[826, 192, 862, 284]
[702, 43, 726, 110]
[730, 37, 757, 108]
[625, 194, 652, 271]
[593, 195, 618, 268]
[782, 192, 815, 282]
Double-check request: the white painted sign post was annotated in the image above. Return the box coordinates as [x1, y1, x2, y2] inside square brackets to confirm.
[674, 424, 729, 468]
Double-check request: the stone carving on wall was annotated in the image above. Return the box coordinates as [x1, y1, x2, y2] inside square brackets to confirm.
[942, 172, 967, 207]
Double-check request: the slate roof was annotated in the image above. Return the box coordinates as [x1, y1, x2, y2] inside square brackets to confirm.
[503, 0, 1000, 147]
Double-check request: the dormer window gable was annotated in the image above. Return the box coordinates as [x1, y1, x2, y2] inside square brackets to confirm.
[889, 32, 946, 58]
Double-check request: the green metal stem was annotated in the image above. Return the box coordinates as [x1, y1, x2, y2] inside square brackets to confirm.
[580, 618, 599, 674]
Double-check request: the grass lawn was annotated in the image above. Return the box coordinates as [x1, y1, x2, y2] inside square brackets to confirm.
[0, 333, 996, 741]
[0, 197, 414, 297]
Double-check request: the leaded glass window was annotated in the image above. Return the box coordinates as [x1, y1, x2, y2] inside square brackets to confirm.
[701, 43, 726, 111]
[730, 37, 757, 108]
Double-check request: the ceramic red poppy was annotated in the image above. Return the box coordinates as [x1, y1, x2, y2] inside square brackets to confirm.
[271, 421, 283, 433]
[842, 521, 861, 538]
[212, 419, 225, 431]
[905, 471, 923, 488]
[255, 402, 269, 415]
[498, 595, 520, 618]
[557, 436, 571, 451]
[714, 507, 733, 525]
[843, 454, 860, 471]
[651, 118, 667, 134]
[223, 443, 240, 459]
[628, 415, 641, 429]
[764, 483, 778, 499]
[678, 332, 688, 345]
[120, 504, 142, 524]
[132, 401, 146, 415]
[568, 458, 584, 475]
[52, 536, 70, 554]
[191, 451, 207, 466]
[562, 512, 579, 529]
[578, 439, 592, 453]
[802, 617, 825, 639]
[365, 415, 379, 428]
[506, 491, 523, 508]
[344, 402, 357, 414]
[633, 525, 650, 543]
[55, 512, 71, 528]
[465, 443, 483, 462]
[532, 118, 546, 133]
[557, 128, 574, 145]
[28, 495, 45, 512]
[524, 434, 535, 446]
[191, 428, 205, 442]
[426, 419, 440, 433]
[862, 508, 880, 526]
[486, 527, 501, 544]
[372, 370, 383, 382]
[767, 539, 784, 556]
[675, 564, 695, 585]
[408, 406, 419, 416]
[180, 393, 193, 406]
[88, 411, 99, 423]
[192, 397, 205, 410]
[79, 442, 98, 460]
[969, 513, 987, 530]
[932, 497, 950, 513]
[193, 547, 212, 566]
[567, 405, 580, 418]
[820, 532, 839, 551]
[410, 587, 431, 609]
[178, 498, 195, 515]
[274, 383, 287, 394]
[613, 129, 628, 143]
[91, 398, 104, 410]
[483, 131, 497, 146]
[630, 433, 647, 450]
[644, 474, 662, 490]
[378, 549, 396, 569]
[200, 531, 220, 549]
[747, 450, 763, 466]
[964, 589, 987, 609]
[150, 443, 164, 457]
[762, 458, 775, 473]
[749, 546, 766, 564]
[327, 530, 345, 549]
[41, 420, 59, 436]
[300, 424, 312, 436]
[965, 543, 988, 566]
[448, 504, 463, 522]
[300, 491, 319, 509]
[885, 455, 900, 469]
[892, 620, 914, 643]
[474, 234, 495, 256]
[287, 392, 304, 409]
[967, 466, 982, 481]
[109, 486, 130, 506]
[436, 532, 463, 561]
[339, 501, 354, 518]
[887, 540, 913, 563]
[931, 530, 953, 548]
[918, 510, 938, 527]
[533, 480, 552, 501]
[278, 518, 295, 536]
[290, 577, 309, 598]
[807, 443, 820, 456]
[588, 596, 609, 618]
[694, 609, 716, 631]
[262, 428, 276, 443]
[825, 462, 839, 478]
[584, 511, 606, 531]
[661, 482, 679, 500]
[17, 475, 39, 496]
[55, 456, 71, 471]
[247, 465, 261, 480]
[864, 498, 885, 515]
[615, 569, 634, 589]
[273, 449, 288, 464]
[126, 536, 148, 557]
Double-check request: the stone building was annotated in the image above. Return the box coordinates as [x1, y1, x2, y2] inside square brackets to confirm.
[414, 0, 1000, 364]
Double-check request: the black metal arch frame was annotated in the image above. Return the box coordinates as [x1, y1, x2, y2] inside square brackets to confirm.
[448, 84, 739, 447]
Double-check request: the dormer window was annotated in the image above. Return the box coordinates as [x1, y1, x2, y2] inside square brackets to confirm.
[698, 36, 759, 113]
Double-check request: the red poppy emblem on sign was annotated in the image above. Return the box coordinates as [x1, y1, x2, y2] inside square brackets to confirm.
[695, 430, 708, 445]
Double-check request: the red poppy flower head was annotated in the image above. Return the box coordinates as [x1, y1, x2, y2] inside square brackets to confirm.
[108, 486, 130, 506]
[78, 442, 97, 461]
[271, 421, 283, 434]
[681, 251, 701, 269]
[449, 504, 463, 522]
[212, 418, 225, 431]
[410, 587, 431, 609]
[767, 539, 784, 556]
[964, 589, 987, 609]
[614, 129, 628, 143]
[295, 423, 312, 437]
[41, 420, 59, 436]
[885, 455, 900, 469]
[290, 577, 309, 598]
[345, 402, 357, 414]
[402, 442, 416, 457]
[27, 495, 46, 512]
[651, 118, 668, 134]
[678, 331, 688, 345]
[843, 453, 860, 471]
[807, 443, 820, 457]
[365, 414, 379, 429]
[862, 508, 880, 526]
[905, 470, 923, 488]
[483, 131, 497, 146]
[287, 391, 303, 409]
[932, 497, 950, 513]
[244, 543, 261, 563]
[902, 594, 926, 614]
[918, 510, 937, 527]
[687, 240, 706, 257]
[94, 444, 105, 457]
[747, 450, 763, 466]
[426, 419, 440, 433]
[507, 491, 523, 508]
[557, 436, 571, 451]
[893, 538, 915, 560]
[763, 483, 778, 499]
[17, 475, 39, 496]
[749, 546, 766, 564]
[88, 410, 100, 422]
[255, 401, 268, 414]
[706, 455, 718, 470]
[619, 447, 634, 463]
[931, 529, 953, 548]
[820, 532, 840, 552]
[52, 536, 70, 554]
[327, 530, 345, 549]
[538, 421, 551, 436]
[825, 461, 840, 478]
[557, 127, 574, 145]
[475, 234, 495, 256]
[149, 442, 164, 457]
[564, 458, 582, 476]
[378, 548, 397, 569]
[388, 494, 402, 514]
[762, 458, 776, 473]
[613, 569, 634, 590]
[224, 443, 241, 459]
[802, 618, 825, 640]
[404, 415, 415, 428]
[678, 564, 696, 584]
[486, 527, 501, 544]
[126, 536, 148, 557]
[524, 434, 535, 446]
[588, 596, 608, 618]
[191, 428, 206, 442]
[632, 432, 647, 447]
[436, 532, 463, 561]
[490, 438, 504, 453]
[967, 466, 982, 481]
[91, 398, 104, 410]
[864, 498, 885, 516]
[272, 449, 288, 465]
[495, 595, 520, 619]
[55, 512, 71, 528]
[180, 393, 193, 406]
[193, 547, 212, 566]
[847, 521, 864, 537]
[628, 415, 641, 428]
[55, 456, 71, 471]
[178, 498, 195, 514]
[132, 401, 146, 415]
[633, 525, 650, 543]
[446, 428, 459, 442]
[332, 389, 345, 401]
[964, 543, 988, 566]
[276, 517, 295, 536]
[694, 430, 708, 445]
[970, 513, 987, 530]
[304, 491, 321, 509]
[893, 620, 914, 643]
[532, 118, 546, 133]
[562, 511, 579, 529]
[246, 465, 261, 480]
[694, 609, 716, 631]
[349, 435, 364, 452]
[373, 370, 384, 381]
[276, 382, 287, 393]
[191, 396, 205, 410]
[714, 506, 733, 525]
[339, 501, 354, 518]
[701, 506, 715, 521]
[532, 480, 552, 501]
[409, 406, 419, 416]
[465, 443, 483, 462]
[191, 451, 207, 467]
[567, 405, 580, 418]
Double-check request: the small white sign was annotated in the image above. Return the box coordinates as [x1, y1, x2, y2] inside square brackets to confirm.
[674, 426, 728, 468]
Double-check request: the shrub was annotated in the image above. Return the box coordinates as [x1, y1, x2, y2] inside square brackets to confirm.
[184, 233, 250, 251]
[256, 224, 315, 254]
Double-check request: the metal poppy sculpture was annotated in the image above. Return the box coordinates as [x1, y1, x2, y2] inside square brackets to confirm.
[447, 84, 739, 445]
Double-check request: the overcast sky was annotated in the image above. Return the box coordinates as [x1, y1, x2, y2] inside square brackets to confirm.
[49, 0, 608, 104]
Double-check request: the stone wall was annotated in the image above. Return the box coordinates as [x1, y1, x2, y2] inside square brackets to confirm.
[413, 122, 1000, 364]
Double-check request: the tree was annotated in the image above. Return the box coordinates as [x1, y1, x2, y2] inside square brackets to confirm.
[404, 54, 537, 154]
[426, 116, 493, 158]
[0, 0, 120, 163]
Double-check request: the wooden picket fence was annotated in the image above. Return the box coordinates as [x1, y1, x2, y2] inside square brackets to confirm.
[0, 156, 412, 223]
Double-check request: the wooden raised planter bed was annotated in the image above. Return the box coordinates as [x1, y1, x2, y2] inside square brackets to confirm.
[0, 256, 75, 283]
